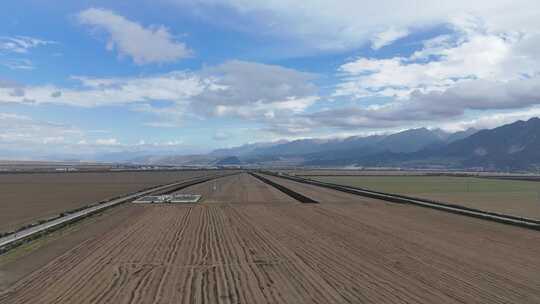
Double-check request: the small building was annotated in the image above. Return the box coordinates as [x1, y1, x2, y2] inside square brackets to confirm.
[169, 194, 201, 203]
[133, 194, 201, 204]
[133, 196, 167, 204]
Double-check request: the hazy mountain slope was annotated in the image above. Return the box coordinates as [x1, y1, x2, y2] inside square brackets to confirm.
[441, 117, 540, 169]
[240, 128, 470, 158]
[209, 141, 287, 157]
[377, 128, 445, 153]
[125, 125, 486, 168]
[248, 135, 385, 156]
[307, 118, 540, 170]
[215, 156, 243, 165]
[129, 154, 218, 166]
[445, 128, 479, 143]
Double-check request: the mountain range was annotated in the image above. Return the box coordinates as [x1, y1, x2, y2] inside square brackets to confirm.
[129, 117, 540, 171]
[130, 126, 477, 167]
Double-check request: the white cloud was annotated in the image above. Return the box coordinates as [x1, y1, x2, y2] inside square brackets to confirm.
[327, 16, 540, 127]
[78, 8, 192, 64]
[371, 27, 409, 50]
[0, 36, 55, 54]
[0, 113, 82, 146]
[212, 96, 318, 120]
[0, 71, 204, 107]
[302, 74, 540, 131]
[0, 112, 196, 158]
[438, 108, 540, 132]
[335, 23, 524, 100]
[178, 0, 539, 52]
[191, 60, 319, 121]
[0, 36, 54, 72]
[0, 60, 320, 136]
[161, 1, 540, 135]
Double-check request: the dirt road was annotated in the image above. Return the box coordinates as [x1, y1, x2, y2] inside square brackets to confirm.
[1, 172, 538, 303]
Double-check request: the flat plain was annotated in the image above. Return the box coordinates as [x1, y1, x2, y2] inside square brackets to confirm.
[1, 172, 539, 303]
[0, 170, 211, 233]
[310, 175, 540, 220]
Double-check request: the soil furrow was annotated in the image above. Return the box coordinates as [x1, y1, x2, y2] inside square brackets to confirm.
[1, 172, 538, 304]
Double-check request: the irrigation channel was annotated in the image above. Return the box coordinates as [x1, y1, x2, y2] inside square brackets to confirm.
[250, 172, 319, 203]
[0, 173, 237, 253]
[261, 171, 540, 231]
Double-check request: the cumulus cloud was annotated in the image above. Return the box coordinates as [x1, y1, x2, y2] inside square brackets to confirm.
[211, 96, 318, 119]
[335, 25, 525, 99]
[408, 78, 540, 113]
[78, 8, 192, 64]
[0, 72, 205, 107]
[314, 16, 540, 131]
[191, 60, 318, 121]
[0, 60, 319, 134]
[305, 76, 540, 131]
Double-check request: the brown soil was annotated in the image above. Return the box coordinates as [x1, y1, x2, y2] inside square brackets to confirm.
[0, 172, 538, 303]
[0, 171, 210, 233]
[263, 174, 376, 203]
[0, 204, 144, 291]
[173, 173, 297, 204]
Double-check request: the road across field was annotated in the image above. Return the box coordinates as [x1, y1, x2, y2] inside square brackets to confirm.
[1, 172, 539, 303]
[0, 174, 231, 252]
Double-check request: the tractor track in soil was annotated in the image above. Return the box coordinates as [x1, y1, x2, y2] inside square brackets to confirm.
[0, 172, 538, 303]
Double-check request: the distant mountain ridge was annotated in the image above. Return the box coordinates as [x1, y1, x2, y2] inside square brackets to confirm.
[231, 127, 477, 159]
[307, 117, 540, 170]
[114, 118, 540, 171]
[440, 117, 540, 170]
[133, 126, 480, 167]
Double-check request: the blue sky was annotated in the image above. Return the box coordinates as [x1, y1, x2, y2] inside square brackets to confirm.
[1, 0, 540, 159]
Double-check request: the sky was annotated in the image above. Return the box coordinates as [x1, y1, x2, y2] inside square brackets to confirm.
[1, 0, 540, 159]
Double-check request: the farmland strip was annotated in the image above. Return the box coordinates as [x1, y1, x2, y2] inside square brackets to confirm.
[0, 173, 237, 254]
[262, 171, 540, 230]
[250, 172, 319, 204]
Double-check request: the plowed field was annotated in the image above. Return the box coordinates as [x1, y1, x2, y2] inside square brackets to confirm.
[1, 173, 539, 303]
[0, 170, 212, 233]
[309, 175, 540, 219]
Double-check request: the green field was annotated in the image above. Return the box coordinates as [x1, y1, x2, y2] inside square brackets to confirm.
[310, 176, 540, 220]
